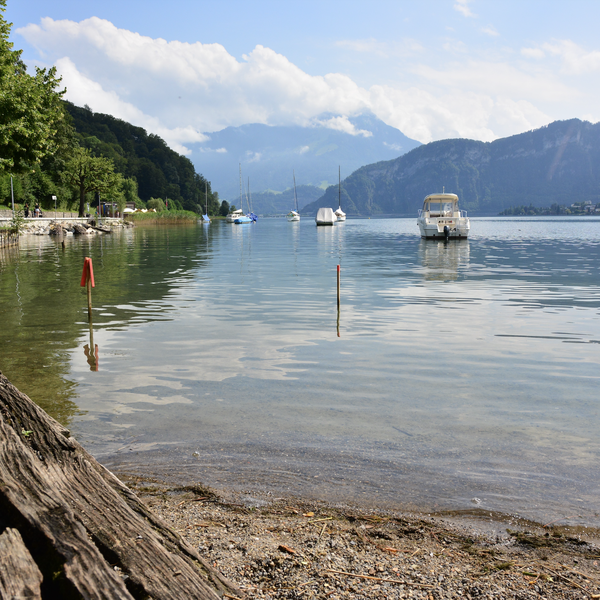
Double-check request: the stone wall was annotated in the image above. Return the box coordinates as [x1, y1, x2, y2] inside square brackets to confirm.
[0, 210, 80, 219]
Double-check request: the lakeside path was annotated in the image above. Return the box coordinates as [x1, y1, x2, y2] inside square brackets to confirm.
[124, 474, 600, 600]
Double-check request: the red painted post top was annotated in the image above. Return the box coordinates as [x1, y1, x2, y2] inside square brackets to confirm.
[80, 257, 95, 287]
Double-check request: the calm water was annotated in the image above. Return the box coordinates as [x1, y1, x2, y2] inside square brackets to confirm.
[1, 217, 599, 527]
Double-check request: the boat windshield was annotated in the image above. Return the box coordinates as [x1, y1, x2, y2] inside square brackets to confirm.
[426, 201, 456, 214]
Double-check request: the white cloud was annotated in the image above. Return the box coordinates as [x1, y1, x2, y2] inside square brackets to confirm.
[521, 47, 545, 59]
[414, 60, 575, 102]
[54, 57, 207, 154]
[15, 15, 576, 149]
[312, 116, 373, 137]
[540, 40, 600, 74]
[216, 148, 227, 153]
[454, 0, 476, 18]
[246, 151, 262, 163]
[383, 142, 403, 152]
[299, 146, 310, 154]
[443, 40, 468, 54]
[335, 38, 423, 58]
[481, 26, 499, 37]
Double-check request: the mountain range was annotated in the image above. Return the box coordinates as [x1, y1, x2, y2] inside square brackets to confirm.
[189, 113, 421, 202]
[304, 119, 600, 217]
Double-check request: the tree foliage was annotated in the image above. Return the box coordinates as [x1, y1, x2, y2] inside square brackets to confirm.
[62, 147, 122, 216]
[0, 0, 66, 173]
[64, 102, 217, 214]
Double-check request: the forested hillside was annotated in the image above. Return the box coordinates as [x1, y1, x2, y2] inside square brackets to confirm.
[304, 119, 600, 216]
[64, 103, 218, 213]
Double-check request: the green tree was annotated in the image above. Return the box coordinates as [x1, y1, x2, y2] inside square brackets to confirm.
[62, 147, 121, 217]
[147, 197, 166, 212]
[219, 200, 230, 216]
[0, 0, 66, 173]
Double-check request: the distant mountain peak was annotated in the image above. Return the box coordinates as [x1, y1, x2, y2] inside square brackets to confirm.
[191, 113, 421, 201]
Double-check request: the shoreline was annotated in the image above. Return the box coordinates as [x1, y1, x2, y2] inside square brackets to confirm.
[121, 472, 600, 599]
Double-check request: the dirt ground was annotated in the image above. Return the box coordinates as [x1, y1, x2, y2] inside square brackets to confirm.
[122, 475, 600, 600]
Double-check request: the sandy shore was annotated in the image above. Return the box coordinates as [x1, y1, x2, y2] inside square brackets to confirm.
[121, 474, 600, 599]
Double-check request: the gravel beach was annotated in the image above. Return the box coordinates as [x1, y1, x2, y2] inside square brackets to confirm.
[122, 474, 600, 599]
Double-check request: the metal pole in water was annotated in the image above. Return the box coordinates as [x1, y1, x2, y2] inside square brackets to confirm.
[10, 176, 14, 215]
[337, 265, 340, 311]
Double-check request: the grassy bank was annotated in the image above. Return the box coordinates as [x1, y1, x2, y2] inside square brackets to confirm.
[126, 210, 199, 223]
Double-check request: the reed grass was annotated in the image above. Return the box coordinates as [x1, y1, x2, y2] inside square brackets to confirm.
[126, 210, 199, 223]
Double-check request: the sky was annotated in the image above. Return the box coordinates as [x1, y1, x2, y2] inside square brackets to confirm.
[6, 0, 600, 155]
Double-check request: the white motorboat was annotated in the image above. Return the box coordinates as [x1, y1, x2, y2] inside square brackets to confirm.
[226, 209, 244, 223]
[315, 207, 336, 226]
[287, 170, 301, 221]
[335, 166, 346, 221]
[417, 193, 470, 239]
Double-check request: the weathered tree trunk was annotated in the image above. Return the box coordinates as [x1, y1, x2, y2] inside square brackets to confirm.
[0, 372, 245, 599]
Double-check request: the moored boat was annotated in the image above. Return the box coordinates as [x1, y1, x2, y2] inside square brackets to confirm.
[335, 166, 346, 221]
[417, 193, 470, 239]
[287, 170, 301, 222]
[315, 207, 336, 226]
[226, 209, 244, 223]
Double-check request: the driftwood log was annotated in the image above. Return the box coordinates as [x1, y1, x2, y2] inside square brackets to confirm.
[0, 372, 245, 599]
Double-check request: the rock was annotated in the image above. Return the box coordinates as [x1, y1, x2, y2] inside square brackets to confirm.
[72, 224, 88, 235]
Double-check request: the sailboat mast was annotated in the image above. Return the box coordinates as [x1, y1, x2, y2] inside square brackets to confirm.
[293, 170, 298, 212]
[205, 184, 208, 214]
[338, 166, 341, 209]
[247, 177, 251, 213]
[239, 164, 243, 212]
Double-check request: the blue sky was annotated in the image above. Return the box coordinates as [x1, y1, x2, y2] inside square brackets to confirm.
[6, 0, 600, 154]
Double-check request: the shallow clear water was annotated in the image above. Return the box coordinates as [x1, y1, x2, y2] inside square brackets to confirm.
[1, 217, 599, 526]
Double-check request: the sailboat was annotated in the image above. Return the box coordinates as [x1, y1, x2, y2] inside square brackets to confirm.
[287, 170, 300, 221]
[202, 185, 210, 222]
[246, 177, 258, 222]
[334, 166, 346, 221]
[234, 165, 252, 224]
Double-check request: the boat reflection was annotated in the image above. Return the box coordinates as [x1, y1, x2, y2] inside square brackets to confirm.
[419, 239, 470, 281]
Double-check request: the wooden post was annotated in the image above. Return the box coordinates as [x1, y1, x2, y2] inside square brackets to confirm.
[337, 265, 340, 311]
[337, 265, 341, 337]
[80, 257, 95, 321]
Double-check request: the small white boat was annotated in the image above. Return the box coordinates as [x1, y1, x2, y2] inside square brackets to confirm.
[287, 170, 301, 222]
[417, 193, 470, 239]
[234, 215, 252, 224]
[315, 207, 336, 226]
[335, 166, 346, 221]
[226, 209, 244, 223]
[202, 186, 210, 223]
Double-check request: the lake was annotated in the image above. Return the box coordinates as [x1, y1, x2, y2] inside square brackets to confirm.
[1, 216, 599, 528]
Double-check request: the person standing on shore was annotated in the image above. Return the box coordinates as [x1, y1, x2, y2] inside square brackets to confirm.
[34, 202, 40, 217]
[24, 203, 29, 218]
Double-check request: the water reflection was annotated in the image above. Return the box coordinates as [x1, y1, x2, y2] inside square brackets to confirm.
[2, 218, 600, 526]
[419, 239, 470, 281]
[83, 319, 99, 372]
[0, 224, 214, 425]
